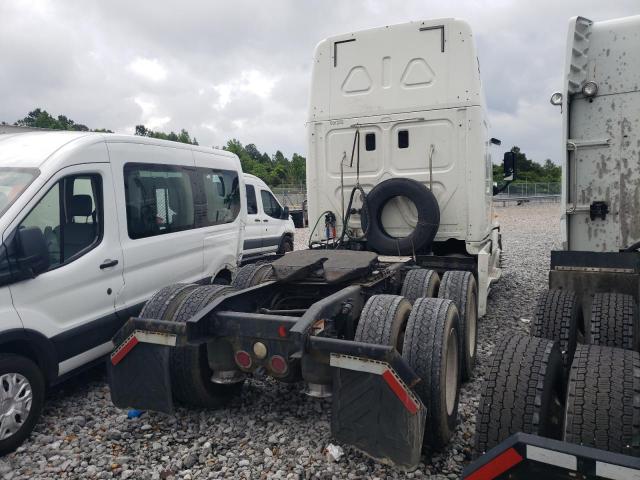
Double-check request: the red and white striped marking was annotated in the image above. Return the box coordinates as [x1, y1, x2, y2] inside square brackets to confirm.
[110, 330, 177, 366]
[329, 353, 420, 415]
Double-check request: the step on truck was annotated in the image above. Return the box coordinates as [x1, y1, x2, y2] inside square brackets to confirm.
[464, 15, 640, 479]
[109, 19, 515, 468]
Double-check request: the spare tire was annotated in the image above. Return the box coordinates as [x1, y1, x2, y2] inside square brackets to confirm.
[362, 178, 439, 255]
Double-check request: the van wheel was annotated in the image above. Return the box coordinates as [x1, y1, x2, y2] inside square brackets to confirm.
[231, 263, 274, 289]
[168, 285, 243, 408]
[0, 355, 45, 455]
[402, 297, 460, 450]
[277, 236, 294, 255]
[401, 269, 440, 304]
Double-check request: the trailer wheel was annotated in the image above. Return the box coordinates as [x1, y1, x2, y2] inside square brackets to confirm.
[474, 334, 564, 456]
[354, 295, 412, 351]
[401, 269, 440, 304]
[532, 289, 583, 368]
[168, 285, 242, 408]
[402, 297, 460, 450]
[139, 283, 200, 320]
[438, 271, 478, 381]
[231, 263, 273, 289]
[590, 293, 638, 351]
[564, 344, 640, 456]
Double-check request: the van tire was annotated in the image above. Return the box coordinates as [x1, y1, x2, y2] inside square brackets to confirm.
[438, 271, 478, 381]
[354, 295, 412, 351]
[168, 285, 242, 408]
[402, 297, 460, 450]
[232, 263, 273, 289]
[277, 236, 294, 255]
[590, 293, 638, 351]
[362, 178, 440, 256]
[401, 269, 440, 304]
[564, 344, 640, 456]
[0, 354, 45, 455]
[532, 289, 583, 369]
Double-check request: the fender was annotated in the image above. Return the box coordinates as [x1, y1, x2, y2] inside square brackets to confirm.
[0, 329, 58, 383]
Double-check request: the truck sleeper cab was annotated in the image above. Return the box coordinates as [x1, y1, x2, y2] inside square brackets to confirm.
[0, 131, 245, 453]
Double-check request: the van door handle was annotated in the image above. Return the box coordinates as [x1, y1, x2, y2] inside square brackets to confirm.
[100, 259, 119, 269]
[254, 218, 261, 222]
[263, 219, 269, 222]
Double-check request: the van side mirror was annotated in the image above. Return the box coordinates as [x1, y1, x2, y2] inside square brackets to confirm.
[503, 151, 516, 182]
[281, 206, 290, 220]
[16, 227, 49, 277]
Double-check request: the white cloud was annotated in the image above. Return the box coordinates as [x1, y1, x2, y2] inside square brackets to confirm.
[129, 58, 168, 83]
[213, 70, 278, 110]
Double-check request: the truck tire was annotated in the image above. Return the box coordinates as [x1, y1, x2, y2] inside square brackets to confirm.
[402, 297, 460, 450]
[354, 295, 412, 350]
[475, 335, 564, 456]
[139, 283, 199, 320]
[168, 285, 242, 408]
[532, 289, 583, 368]
[0, 354, 45, 455]
[438, 271, 478, 381]
[231, 263, 273, 289]
[401, 269, 440, 304]
[564, 344, 640, 457]
[590, 293, 638, 351]
[362, 178, 440, 256]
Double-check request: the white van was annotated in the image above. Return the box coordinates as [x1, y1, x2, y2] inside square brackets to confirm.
[0, 131, 245, 452]
[242, 173, 295, 257]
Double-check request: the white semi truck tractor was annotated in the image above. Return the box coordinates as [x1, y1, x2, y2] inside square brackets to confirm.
[465, 15, 640, 479]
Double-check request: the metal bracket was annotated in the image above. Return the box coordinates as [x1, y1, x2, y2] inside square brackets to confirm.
[589, 201, 609, 221]
[566, 138, 611, 150]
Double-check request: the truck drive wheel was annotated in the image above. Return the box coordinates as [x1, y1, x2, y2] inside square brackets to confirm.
[401, 269, 440, 304]
[231, 263, 274, 289]
[590, 293, 638, 351]
[564, 344, 640, 457]
[438, 271, 478, 381]
[139, 283, 199, 320]
[354, 295, 412, 350]
[0, 354, 45, 455]
[474, 334, 564, 456]
[532, 289, 583, 368]
[402, 297, 460, 450]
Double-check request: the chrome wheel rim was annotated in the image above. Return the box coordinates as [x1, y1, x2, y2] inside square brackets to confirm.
[0, 373, 32, 440]
[445, 328, 459, 416]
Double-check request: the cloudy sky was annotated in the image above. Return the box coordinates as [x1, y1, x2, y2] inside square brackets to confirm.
[1, 1, 638, 163]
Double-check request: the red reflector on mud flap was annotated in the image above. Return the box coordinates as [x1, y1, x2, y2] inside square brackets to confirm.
[465, 447, 523, 480]
[382, 369, 419, 415]
[111, 335, 139, 366]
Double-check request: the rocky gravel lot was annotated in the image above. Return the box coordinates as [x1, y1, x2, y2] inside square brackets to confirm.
[3, 204, 560, 479]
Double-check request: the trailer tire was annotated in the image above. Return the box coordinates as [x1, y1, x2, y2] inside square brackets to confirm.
[401, 269, 440, 304]
[168, 285, 242, 408]
[564, 344, 640, 457]
[402, 297, 460, 450]
[231, 263, 273, 289]
[474, 334, 564, 456]
[532, 289, 583, 368]
[362, 178, 440, 255]
[354, 295, 412, 351]
[438, 271, 478, 381]
[590, 293, 638, 351]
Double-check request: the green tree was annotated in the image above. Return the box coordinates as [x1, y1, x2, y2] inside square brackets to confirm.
[493, 146, 560, 184]
[15, 108, 111, 132]
[134, 125, 198, 145]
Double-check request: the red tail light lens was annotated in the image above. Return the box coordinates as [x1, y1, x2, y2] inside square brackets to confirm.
[235, 350, 252, 369]
[269, 355, 288, 375]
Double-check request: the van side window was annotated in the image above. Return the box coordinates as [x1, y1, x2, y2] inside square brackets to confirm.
[398, 130, 409, 149]
[260, 190, 283, 219]
[365, 133, 376, 151]
[124, 164, 195, 239]
[201, 169, 240, 225]
[246, 185, 258, 215]
[19, 174, 102, 268]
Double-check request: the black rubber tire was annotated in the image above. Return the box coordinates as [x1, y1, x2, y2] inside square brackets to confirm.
[564, 344, 640, 456]
[590, 293, 638, 351]
[168, 285, 242, 408]
[438, 271, 478, 381]
[402, 297, 460, 450]
[474, 335, 565, 456]
[532, 289, 583, 368]
[276, 236, 294, 255]
[361, 178, 440, 256]
[0, 355, 45, 455]
[139, 283, 199, 320]
[231, 263, 273, 289]
[354, 295, 412, 351]
[401, 269, 440, 304]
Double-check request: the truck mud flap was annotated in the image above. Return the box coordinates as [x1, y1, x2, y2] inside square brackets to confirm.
[330, 354, 426, 469]
[464, 432, 640, 479]
[108, 335, 174, 414]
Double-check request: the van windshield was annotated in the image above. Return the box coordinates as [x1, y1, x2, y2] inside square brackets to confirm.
[0, 168, 39, 216]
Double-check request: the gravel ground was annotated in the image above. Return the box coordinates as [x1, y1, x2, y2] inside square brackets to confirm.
[3, 203, 560, 479]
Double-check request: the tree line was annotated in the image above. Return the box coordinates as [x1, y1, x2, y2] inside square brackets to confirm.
[6, 109, 560, 187]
